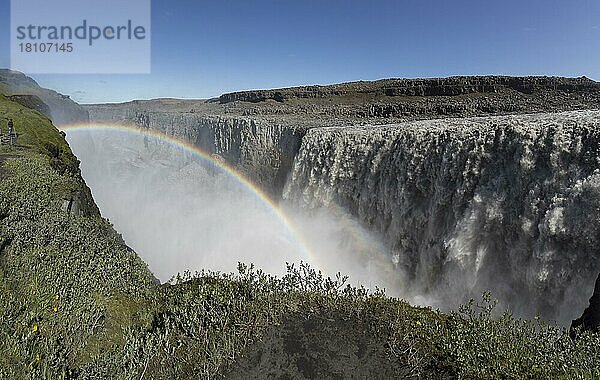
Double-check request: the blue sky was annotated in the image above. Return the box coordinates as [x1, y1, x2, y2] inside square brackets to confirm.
[1, 0, 599, 103]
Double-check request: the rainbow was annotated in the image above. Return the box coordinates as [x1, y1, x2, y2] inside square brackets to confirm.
[59, 122, 315, 266]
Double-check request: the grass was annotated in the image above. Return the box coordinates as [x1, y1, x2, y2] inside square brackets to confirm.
[0, 93, 78, 174]
[1, 93, 600, 379]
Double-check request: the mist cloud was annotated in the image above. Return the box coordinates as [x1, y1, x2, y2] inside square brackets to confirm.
[65, 128, 402, 295]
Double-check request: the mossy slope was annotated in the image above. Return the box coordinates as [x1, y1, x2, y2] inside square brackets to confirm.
[0, 94, 158, 378]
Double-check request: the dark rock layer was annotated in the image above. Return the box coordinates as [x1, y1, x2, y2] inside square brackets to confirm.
[572, 273, 600, 335]
[218, 76, 600, 120]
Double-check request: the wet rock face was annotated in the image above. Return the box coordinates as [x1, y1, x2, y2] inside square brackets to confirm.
[572, 273, 600, 334]
[146, 115, 305, 197]
[61, 188, 100, 217]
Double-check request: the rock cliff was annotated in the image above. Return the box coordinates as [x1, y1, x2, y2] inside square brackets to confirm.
[86, 105, 305, 196]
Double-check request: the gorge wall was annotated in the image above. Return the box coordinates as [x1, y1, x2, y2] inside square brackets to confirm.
[86, 105, 304, 196]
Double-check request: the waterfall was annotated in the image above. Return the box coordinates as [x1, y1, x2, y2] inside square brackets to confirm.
[284, 110, 600, 323]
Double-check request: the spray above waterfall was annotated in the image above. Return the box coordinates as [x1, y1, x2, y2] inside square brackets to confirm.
[61, 122, 312, 257]
[60, 122, 401, 293]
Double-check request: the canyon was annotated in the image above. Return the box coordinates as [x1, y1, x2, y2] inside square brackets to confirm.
[79, 76, 600, 324]
[3, 71, 600, 377]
